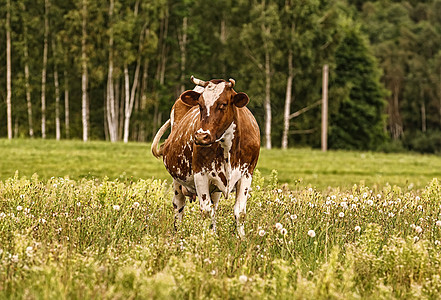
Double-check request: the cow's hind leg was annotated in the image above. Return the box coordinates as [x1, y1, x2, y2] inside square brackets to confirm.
[234, 174, 252, 238]
[172, 180, 186, 230]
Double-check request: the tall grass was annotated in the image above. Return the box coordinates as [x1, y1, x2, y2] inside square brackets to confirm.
[1, 170, 441, 299]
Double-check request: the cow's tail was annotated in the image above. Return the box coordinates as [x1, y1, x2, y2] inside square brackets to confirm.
[151, 119, 171, 159]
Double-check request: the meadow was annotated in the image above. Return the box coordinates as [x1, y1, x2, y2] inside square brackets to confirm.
[1, 139, 441, 299]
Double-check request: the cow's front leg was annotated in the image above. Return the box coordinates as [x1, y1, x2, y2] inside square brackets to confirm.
[172, 179, 186, 230]
[234, 174, 252, 238]
[210, 192, 222, 232]
[194, 173, 214, 222]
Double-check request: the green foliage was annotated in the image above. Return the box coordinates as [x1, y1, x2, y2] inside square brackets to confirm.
[329, 27, 387, 150]
[1, 171, 441, 298]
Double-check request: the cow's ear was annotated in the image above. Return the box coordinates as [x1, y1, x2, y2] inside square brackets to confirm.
[233, 92, 249, 108]
[180, 90, 200, 106]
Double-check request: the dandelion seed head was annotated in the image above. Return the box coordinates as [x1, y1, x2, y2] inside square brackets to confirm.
[435, 240, 441, 246]
[275, 223, 283, 231]
[354, 225, 361, 232]
[280, 228, 288, 235]
[436, 220, 441, 227]
[338, 212, 345, 218]
[307, 230, 316, 238]
[258, 229, 266, 237]
[290, 214, 297, 220]
[413, 236, 419, 242]
[17, 206, 23, 211]
[132, 202, 140, 208]
[415, 196, 420, 201]
[388, 212, 395, 218]
[0, 212, 5, 218]
[415, 226, 423, 233]
[113, 205, 120, 211]
[367, 200, 374, 206]
[239, 275, 248, 283]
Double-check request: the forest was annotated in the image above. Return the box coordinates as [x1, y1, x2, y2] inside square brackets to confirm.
[1, 0, 441, 152]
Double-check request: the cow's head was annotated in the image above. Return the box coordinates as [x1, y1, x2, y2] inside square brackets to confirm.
[180, 76, 249, 146]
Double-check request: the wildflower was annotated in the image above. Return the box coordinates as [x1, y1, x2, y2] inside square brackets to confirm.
[415, 196, 420, 201]
[413, 236, 419, 242]
[415, 226, 423, 233]
[132, 202, 140, 208]
[76, 202, 81, 207]
[275, 223, 283, 231]
[363, 193, 368, 199]
[338, 212, 345, 218]
[0, 212, 5, 218]
[258, 229, 266, 237]
[239, 275, 248, 283]
[377, 194, 382, 199]
[17, 206, 23, 211]
[26, 246, 33, 257]
[280, 228, 288, 235]
[211, 270, 216, 276]
[367, 199, 374, 206]
[354, 226, 361, 232]
[436, 220, 441, 227]
[435, 240, 441, 246]
[77, 216, 83, 222]
[351, 204, 357, 210]
[340, 202, 348, 209]
[417, 205, 423, 211]
[113, 205, 120, 211]
[11, 255, 19, 263]
[290, 214, 297, 220]
[277, 189, 282, 193]
[39, 218, 46, 224]
[388, 212, 395, 218]
[307, 230, 316, 238]
[204, 258, 212, 264]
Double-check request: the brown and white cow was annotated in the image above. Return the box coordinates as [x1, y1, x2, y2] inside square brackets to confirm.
[151, 76, 260, 237]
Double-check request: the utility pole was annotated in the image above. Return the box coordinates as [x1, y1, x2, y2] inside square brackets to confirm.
[321, 64, 328, 152]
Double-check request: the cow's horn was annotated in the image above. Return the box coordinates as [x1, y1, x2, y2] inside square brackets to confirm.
[228, 78, 235, 88]
[191, 75, 207, 87]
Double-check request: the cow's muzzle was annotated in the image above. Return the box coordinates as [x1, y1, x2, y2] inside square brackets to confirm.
[194, 131, 214, 146]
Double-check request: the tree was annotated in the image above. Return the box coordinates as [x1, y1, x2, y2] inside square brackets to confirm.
[81, 0, 88, 142]
[329, 28, 387, 150]
[5, 0, 12, 139]
[41, 0, 50, 139]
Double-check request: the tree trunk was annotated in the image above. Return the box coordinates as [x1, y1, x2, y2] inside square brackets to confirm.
[23, 4, 34, 138]
[41, 0, 50, 139]
[64, 57, 70, 139]
[52, 40, 61, 140]
[106, 0, 118, 142]
[81, 0, 88, 142]
[282, 50, 293, 149]
[178, 16, 188, 94]
[6, 0, 12, 140]
[264, 49, 272, 149]
[421, 101, 426, 133]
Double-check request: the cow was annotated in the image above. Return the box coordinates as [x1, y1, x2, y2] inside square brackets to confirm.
[151, 76, 260, 237]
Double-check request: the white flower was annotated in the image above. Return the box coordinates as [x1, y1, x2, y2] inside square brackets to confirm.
[275, 223, 283, 231]
[415, 196, 420, 201]
[77, 216, 83, 222]
[258, 229, 266, 237]
[338, 212, 345, 218]
[11, 255, 19, 263]
[367, 200, 374, 206]
[26, 246, 33, 257]
[340, 202, 348, 209]
[277, 189, 283, 193]
[307, 230, 316, 238]
[113, 205, 120, 211]
[76, 202, 81, 207]
[410, 224, 416, 229]
[280, 228, 288, 235]
[210, 270, 216, 276]
[435, 240, 441, 246]
[377, 194, 381, 199]
[0, 212, 5, 218]
[354, 226, 361, 232]
[388, 212, 395, 218]
[417, 205, 423, 211]
[132, 202, 140, 208]
[363, 193, 368, 199]
[436, 220, 441, 227]
[239, 275, 248, 283]
[415, 226, 423, 234]
[290, 214, 297, 220]
[39, 218, 46, 224]
[17, 206, 23, 211]
[413, 236, 419, 242]
[351, 204, 357, 210]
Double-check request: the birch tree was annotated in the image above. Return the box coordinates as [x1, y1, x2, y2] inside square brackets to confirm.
[81, 0, 89, 142]
[41, 0, 50, 139]
[6, 0, 12, 139]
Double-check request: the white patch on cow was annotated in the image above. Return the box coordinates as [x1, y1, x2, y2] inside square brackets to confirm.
[201, 82, 226, 117]
[196, 128, 210, 135]
[217, 122, 236, 158]
[234, 173, 252, 238]
[170, 108, 175, 129]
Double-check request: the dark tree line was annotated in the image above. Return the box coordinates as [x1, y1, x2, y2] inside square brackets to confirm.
[1, 0, 441, 152]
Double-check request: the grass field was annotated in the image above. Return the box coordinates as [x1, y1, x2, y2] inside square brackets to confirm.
[1, 139, 440, 190]
[1, 139, 441, 299]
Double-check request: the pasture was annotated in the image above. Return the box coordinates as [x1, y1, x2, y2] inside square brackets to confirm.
[1, 139, 441, 299]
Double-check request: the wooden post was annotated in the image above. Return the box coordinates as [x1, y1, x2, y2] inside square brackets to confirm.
[321, 64, 328, 152]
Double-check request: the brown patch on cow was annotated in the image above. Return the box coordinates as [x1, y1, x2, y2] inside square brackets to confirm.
[173, 203, 177, 209]
[218, 172, 227, 187]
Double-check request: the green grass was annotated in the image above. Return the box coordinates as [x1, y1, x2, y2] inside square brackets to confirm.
[2, 139, 441, 299]
[1, 139, 441, 190]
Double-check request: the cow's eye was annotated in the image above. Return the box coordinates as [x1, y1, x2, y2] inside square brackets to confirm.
[218, 103, 227, 110]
